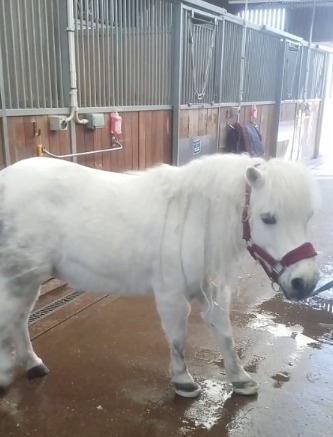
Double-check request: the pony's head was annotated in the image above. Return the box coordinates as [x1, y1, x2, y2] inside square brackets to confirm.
[244, 159, 319, 301]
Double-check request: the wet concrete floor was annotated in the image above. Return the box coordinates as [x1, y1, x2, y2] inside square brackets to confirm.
[1, 157, 333, 437]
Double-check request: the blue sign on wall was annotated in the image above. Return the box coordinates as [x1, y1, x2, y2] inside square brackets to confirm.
[192, 138, 201, 155]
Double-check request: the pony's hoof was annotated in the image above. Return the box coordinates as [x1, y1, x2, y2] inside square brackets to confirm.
[174, 382, 202, 398]
[0, 385, 9, 397]
[232, 380, 259, 396]
[27, 363, 49, 379]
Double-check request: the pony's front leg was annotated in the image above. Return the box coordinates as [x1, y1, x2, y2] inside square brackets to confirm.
[200, 287, 259, 396]
[155, 293, 201, 398]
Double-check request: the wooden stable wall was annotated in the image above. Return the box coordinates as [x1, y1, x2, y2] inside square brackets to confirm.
[180, 108, 219, 139]
[4, 110, 172, 170]
[179, 104, 275, 157]
[0, 102, 323, 170]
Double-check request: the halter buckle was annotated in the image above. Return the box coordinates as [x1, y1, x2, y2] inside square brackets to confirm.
[272, 262, 284, 276]
[271, 281, 280, 292]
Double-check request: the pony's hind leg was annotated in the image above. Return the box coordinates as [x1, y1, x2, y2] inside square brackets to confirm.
[12, 287, 49, 379]
[155, 292, 201, 398]
[0, 291, 22, 394]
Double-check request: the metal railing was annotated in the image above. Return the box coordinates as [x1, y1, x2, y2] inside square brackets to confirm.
[0, 0, 68, 109]
[0, 0, 328, 114]
[74, 0, 173, 108]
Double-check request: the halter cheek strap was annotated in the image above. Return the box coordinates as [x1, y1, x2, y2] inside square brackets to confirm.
[242, 185, 317, 286]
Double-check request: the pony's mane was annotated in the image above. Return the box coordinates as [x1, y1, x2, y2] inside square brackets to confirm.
[132, 153, 318, 219]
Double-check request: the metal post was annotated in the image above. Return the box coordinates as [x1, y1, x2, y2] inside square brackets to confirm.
[303, 0, 316, 101]
[216, 17, 225, 104]
[58, 0, 71, 107]
[237, 0, 248, 121]
[0, 30, 11, 166]
[314, 52, 329, 158]
[171, 2, 183, 166]
[70, 119, 78, 163]
[270, 38, 286, 158]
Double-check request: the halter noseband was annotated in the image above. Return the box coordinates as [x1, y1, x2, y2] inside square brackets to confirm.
[242, 185, 317, 286]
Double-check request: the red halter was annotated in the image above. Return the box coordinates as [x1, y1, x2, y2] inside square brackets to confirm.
[242, 185, 317, 285]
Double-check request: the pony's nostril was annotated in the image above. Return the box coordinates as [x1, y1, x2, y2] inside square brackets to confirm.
[292, 278, 305, 292]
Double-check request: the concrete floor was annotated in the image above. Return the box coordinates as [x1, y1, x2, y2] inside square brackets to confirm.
[0, 157, 333, 437]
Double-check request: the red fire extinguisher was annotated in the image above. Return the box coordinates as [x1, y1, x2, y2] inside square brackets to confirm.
[109, 112, 122, 136]
[250, 105, 257, 120]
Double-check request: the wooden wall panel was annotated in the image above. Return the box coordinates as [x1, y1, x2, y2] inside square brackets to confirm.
[7, 115, 71, 164]
[180, 108, 218, 139]
[5, 110, 172, 170]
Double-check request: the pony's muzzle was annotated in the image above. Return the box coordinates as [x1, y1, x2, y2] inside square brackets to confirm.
[283, 265, 319, 301]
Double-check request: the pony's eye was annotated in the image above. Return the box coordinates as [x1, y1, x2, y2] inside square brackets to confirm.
[261, 213, 277, 225]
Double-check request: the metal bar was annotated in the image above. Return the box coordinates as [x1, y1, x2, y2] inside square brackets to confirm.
[152, 0, 157, 105]
[96, 0, 102, 107]
[37, 0, 47, 107]
[58, 0, 71, 107]
[86, 0, 92, 106]
[0, 1, 11, 108]
[42, 143, 123, 159]
[158, 0, 162, 105]
[106, 0, 111, 106]
[74, 0, 81, 106]
[114, 0, 119, 105]
[171, 2, 183, 166]
[56, 0, 65, 107]
[119, 0, 124, 106]
[0, 19, 11, 165]
[313, 52, 329, 158]
[130, 0, 135, 105]
[110, 0, 115, 107]
[141, 0, 145, 105]
[146, 0, 150, 105]
[124, 0, 128, 106]
[270, 38, 287, 158]
[9, 0, 20, 107]
[237, 0, 248, 119]
[70, 119, 78, 163]
[78, 0, 85, 107]
[101, 0, 106, 107]
[50, 1, 59, 107]
[3, 105, 172, 117]
[135, 0, 140, 105]
[43, 0, 52, 107]
[182, 3, 225, 18]
[91, 0, 96, 107]
[23, 0, 33, 107]
[31, 0, 40, 107]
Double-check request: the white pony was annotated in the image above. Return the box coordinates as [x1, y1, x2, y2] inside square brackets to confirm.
[0, 154, 319, 398]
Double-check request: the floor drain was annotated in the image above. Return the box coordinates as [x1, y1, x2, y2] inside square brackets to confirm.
[28, 290, 85, 325]
[308, 297, 333, 314]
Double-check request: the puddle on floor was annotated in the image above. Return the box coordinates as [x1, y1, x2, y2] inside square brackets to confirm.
[307, 263, 333, 314]
[180, 379, 232, 433]
[248, 313, 318, 349]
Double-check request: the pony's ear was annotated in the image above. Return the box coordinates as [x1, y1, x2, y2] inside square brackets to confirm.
[245, 166, 265, 189]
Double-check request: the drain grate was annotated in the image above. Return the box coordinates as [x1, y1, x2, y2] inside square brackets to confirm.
[308, 297, 333, 314]
[28, 290, 85, 325]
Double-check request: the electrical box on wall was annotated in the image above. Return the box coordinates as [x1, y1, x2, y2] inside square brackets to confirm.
[86, 113, 105, 130]
[48, 115, 68, 131]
